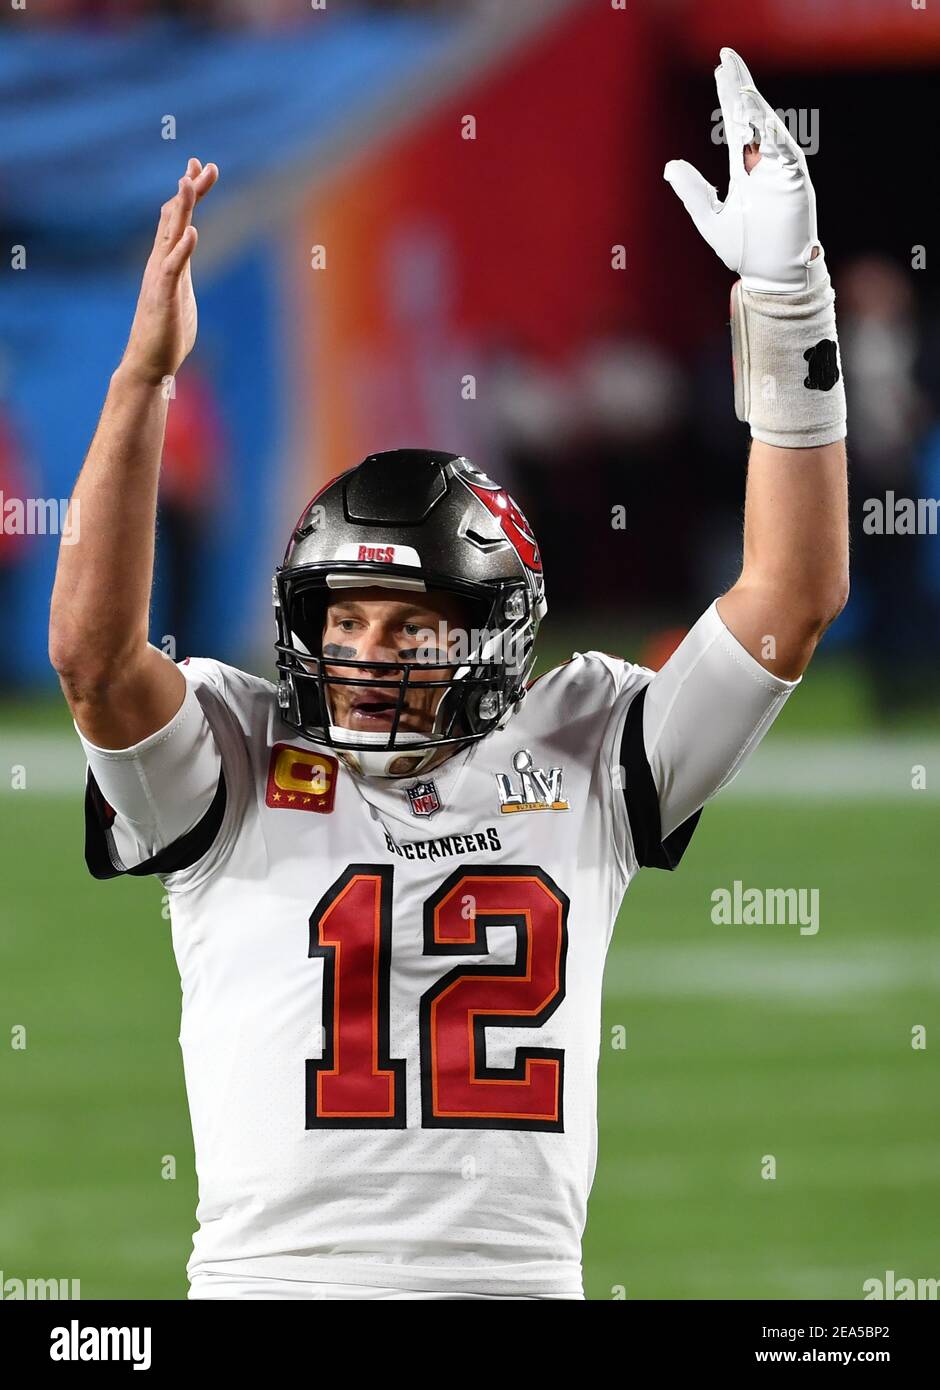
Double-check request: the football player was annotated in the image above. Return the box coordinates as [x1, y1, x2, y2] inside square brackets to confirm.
[49, 50, 848, 1300]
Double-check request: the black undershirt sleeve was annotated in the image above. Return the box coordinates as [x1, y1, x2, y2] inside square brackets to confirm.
[619, 684, 702, 871]
[83, 766, 227, 881]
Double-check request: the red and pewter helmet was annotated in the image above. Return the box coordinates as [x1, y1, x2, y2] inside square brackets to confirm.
[273, 449, 547, 778]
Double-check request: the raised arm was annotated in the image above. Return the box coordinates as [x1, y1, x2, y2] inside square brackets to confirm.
[665, 48, 849, 680]
[717, 437, 847, 679]
[608, 50, 851, 862]
[48, 157, 219, 748]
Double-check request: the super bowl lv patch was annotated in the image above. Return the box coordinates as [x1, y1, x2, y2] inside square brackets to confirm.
[495, 748, 569, 813]
[266, 744, 338, 813]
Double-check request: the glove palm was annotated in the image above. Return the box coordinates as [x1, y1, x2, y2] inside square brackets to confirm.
[664, 47, 822, 294]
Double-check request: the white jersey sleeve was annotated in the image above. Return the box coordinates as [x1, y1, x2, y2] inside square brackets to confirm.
[610, 598, 799, 871]
[80, 657, 266, 889]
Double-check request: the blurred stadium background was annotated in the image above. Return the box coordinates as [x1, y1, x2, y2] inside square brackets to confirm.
[1, 0, 938, 1300]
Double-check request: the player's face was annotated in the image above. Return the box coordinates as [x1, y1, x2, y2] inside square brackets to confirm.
[321, 587, 469, 734]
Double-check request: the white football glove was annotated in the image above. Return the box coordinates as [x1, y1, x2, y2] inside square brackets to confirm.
[665, 48, 847, 448]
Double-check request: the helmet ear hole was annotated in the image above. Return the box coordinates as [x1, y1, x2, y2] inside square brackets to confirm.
[291, 586, 328, 656]
[459, 596, 495, 655]
[295, 671, 326, 729]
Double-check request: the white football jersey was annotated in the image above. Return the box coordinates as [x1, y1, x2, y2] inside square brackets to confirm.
[81, 606, 796, 1298]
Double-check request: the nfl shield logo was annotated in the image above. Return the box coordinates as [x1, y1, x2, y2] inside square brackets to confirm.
[407, 780, 441, 818]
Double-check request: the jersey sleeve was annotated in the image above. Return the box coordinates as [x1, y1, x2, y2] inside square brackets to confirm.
[80, 657, 262, 890]
[610, 599, 800, 872]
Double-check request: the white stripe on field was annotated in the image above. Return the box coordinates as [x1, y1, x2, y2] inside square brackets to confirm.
[723, 738, 940, 800]
[0, 733, 937, 798]
[604, 941, 940, 1004]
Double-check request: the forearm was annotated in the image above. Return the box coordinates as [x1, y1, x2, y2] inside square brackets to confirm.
[718, 437, 849, 679]
[50, 364, 168, 682]
[48, 158, 217, 747]
[49, 365, 184, 744]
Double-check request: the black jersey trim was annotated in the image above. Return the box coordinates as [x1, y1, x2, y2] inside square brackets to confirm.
[84, 765, 227, 881]
[619, 683, 702, 871]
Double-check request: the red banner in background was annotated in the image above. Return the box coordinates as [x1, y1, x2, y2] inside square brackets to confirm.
[287, 0, 660, 496]
[675, 0, 940, 66]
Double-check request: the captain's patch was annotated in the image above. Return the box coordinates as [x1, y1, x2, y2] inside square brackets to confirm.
[265, 744, 337, 813]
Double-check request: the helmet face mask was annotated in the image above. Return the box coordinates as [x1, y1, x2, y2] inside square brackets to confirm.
[272, 450, 546, 779]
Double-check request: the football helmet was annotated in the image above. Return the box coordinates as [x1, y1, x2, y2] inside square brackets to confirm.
[273, 449, 547, 778]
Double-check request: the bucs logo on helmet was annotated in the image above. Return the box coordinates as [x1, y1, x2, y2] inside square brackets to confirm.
[451, 460, 541, 574]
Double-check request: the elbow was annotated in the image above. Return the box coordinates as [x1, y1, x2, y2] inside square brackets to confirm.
[816, 573, 850, 633]
[48, 615, 93, 686]
[48, 620, 130, 701]
[48, 620, 79, 682]
[795, 574, 850, 644]
[48, 640, 106, 705]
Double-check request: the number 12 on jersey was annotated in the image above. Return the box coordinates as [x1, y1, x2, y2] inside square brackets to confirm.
[307, 864, 570, 1132]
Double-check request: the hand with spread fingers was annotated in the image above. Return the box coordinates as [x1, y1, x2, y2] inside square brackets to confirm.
[665, 47, 822, 294]
[122, 157, 220, 387]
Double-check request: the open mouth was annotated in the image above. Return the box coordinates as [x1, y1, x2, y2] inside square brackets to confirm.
[348, 702, 401, 728]
[343, 687, 414, 731]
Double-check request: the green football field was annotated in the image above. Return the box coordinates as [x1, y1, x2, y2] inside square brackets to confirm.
[2, 781, 936, 1300]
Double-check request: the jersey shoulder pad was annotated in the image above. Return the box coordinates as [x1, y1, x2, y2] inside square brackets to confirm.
[177, 657, 276, 739]
[526, 649, 651, 705]
[517, 651, 654, 763]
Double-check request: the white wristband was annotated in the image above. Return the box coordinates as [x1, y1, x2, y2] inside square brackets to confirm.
[731, 260, 847, 449]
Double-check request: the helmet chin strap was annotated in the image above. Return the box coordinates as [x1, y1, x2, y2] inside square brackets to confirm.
[326, 680, 459, 780]
[327, 688, 468, 780]
[327, 725, 451, 779]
